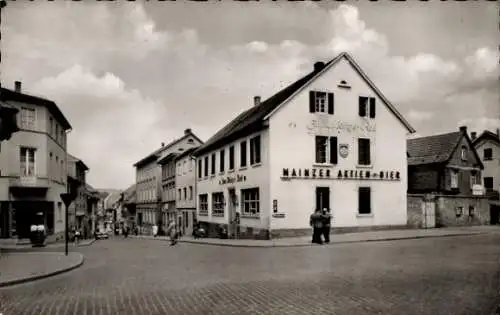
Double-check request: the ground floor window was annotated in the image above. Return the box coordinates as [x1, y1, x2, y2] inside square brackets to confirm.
[241, 188, 260, 217]
[212, 192, 225, 217]
[315, 187, 330, 211]
[484, 177, 494, 190]
[358, 187, 371, 215]
[199, 194, 208, 215]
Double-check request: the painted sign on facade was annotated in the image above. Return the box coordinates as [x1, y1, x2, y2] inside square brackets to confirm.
[306, 119, 376, 134]
[219, 174, 247, 185]
[281, 168, 400, 181]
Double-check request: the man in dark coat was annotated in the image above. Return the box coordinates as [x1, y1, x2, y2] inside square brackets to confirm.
[321, 208, 332, 244]
[310, 209, 323, 244]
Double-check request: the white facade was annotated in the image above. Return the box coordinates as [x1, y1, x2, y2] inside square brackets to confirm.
[473, 133, 500, 193]
[195, 53, 414, 238]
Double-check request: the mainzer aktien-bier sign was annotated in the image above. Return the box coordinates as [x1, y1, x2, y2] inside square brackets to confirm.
[281, 168, 400, 181]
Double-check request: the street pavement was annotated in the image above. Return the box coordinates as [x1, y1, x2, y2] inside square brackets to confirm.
[0, 233, 499, 315]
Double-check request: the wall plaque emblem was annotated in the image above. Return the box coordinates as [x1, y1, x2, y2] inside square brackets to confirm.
[339, 144, 349, 158]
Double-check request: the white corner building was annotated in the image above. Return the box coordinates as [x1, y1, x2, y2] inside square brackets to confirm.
[194, 52, 416, 239]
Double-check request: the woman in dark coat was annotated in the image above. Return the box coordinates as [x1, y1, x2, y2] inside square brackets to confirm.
[321, 209, 332, 244]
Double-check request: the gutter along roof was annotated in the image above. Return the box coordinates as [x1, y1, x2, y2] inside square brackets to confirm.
[194, 52, 415, 156]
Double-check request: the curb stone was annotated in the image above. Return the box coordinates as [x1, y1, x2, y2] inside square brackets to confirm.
[0, 252, 84, 288]
[0, 238, 97, 253]
[131, 231, 488, 248]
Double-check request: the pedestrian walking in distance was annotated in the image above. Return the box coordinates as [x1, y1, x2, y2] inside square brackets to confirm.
[152, 224, 158, 238]
[321, 208, 332, 244]
[309, 209, 323, 244]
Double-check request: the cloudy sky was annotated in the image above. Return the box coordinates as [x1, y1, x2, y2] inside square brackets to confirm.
[2, 0, 498, 190]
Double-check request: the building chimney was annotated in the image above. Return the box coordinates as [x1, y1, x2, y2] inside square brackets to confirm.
[14, 81, 21, 93]
[314, 61, 325, 72]
[184, 128, 191, 135]
[254, 96, 261, 107]
[471, 131, 477, 141]
[459, 125, 467, 133]
[161, 142, 165, 147]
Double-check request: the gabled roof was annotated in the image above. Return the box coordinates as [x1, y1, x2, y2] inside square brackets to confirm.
[157, 152, 178, 165]
[194, 52, 415, 156]
[133, 129, 204, 168]
[473, 130, 500, 146]
[407, 128, 483, 169]
[0, 87, 72, 130]
[122, 184, 136, 204]
[175, 147, 197, 161]
[67, 153, 89, 171]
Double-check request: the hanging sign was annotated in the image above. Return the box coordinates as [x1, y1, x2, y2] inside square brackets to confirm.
[281, 168, 400, 181]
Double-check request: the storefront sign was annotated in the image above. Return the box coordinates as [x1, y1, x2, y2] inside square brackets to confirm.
[339, 144, 349, 158]
[307, 119, 376, 134]
[219, 174, 246, 185]
[281, 168, 400, 181]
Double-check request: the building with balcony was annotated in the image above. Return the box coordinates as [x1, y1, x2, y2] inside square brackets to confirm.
[194, 52, 415, 239]
[133, 128, 203, 235]
[158, 153, 177, 233]
[0, 81, 71, 239]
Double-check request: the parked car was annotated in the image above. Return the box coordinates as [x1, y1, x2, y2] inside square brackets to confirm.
[95, 231, 109, 240]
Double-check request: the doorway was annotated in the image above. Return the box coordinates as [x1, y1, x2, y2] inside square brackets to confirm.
[490, 205, 500, 225]
[315, 187, 330, 212]
[228, 188, 236, 238]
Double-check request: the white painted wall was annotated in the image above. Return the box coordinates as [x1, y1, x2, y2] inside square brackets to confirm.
[475, 139, 500, 192]
[196, 130, 270, 229]
[175, 155, 197, 209]
[268, 57, 409, 230]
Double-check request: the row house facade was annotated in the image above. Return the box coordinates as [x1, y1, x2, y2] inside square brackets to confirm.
[66, 154, 89, 236]
[174, 148, 197, 236]
[133, 128, 203, 235]
[0, 81, 72, 239]
[194, 52, 415, 239]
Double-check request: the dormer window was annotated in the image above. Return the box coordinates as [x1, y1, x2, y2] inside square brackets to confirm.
[461, 146, 467, 161]
[187, 139, 194, 144]
[309, 91, 334, 115]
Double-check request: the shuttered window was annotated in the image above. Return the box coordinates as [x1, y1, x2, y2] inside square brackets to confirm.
[358, 138, 371, 165]
[310, 91, 334, 115]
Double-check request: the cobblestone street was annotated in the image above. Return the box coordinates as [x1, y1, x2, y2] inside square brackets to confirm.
[1, 234, 499, 315]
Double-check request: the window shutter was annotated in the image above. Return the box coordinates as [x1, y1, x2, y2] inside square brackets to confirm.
[358, 139, 363, 165]
[365, 139, 371, 165]
[309, 91, 316, 113]
[359, 97, 367, 117]
[325, 187, 330, 211]
[329, 136, 338, 164]
[315, 136, 321, 163]
[327, 93, 334, 114]
[369, 97, 376, 118]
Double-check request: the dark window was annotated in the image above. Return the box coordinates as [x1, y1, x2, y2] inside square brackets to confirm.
[240, 141, 247, 167]
[198, 159, 202, 179]
[484, 177, 494, 190]
[358, 187, 371, 214]
[315, 187, 330, 212]
[250, 135, 261, 165]
[315, 136, 328, 163]
[310, 91, 334, 115]
[204, 156, 209, 177]
[220, 149, 225, 172]
[199, 194, 208, 213]
[358, 138, 371, 165]
[329, 136, 338, 164]
[211, 153, 216, 175]
[229, 146, 235, 170]
[212, 192, 224, 216]
[359, 96, 376, 118]
[484, 148, 493, 161]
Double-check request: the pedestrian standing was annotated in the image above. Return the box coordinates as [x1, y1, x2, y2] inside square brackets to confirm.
[74, 229, 81, 246]
[152, 224, 158, 238]
[165, 219, 178, 246]
[321, 208, 332, 244]
[309, 209, 323, 244]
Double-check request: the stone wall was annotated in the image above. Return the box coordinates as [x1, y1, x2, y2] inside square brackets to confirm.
[436, 195, 489, 227]
[407, 193, 490, 228]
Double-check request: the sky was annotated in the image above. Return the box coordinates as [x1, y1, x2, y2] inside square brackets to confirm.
[2, 0, 499, 190]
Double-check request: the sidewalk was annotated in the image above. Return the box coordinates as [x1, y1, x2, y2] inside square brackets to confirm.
[0, 239, 96, 253]
[0, 252, 84, 287]
[131, 226, 500, 248]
